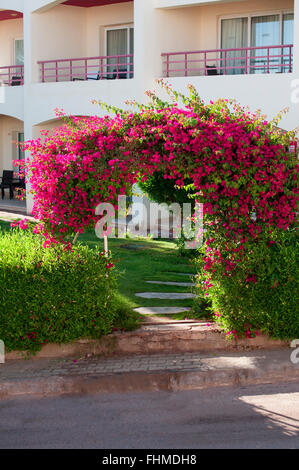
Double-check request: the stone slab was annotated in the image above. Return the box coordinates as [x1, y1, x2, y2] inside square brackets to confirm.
[134, 307, 191, 315]
[146, 281, 195, 287]
[135, 292, 196, 299]
[164, 272, 195, 277]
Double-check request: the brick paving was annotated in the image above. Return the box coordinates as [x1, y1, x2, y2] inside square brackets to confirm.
[0, 352, 212, 380]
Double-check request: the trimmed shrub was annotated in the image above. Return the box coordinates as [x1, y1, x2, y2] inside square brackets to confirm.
[0, 228, 118, 352]
[195, 229, 299, 339]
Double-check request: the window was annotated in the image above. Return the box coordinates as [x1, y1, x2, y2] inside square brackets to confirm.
[221, 18, 248, 74]
[220, 12, 294, 74]
[14, 39, 24, 66]
[11, 132, 24, 174]
[106, 26, 134, 78]
[18, 133, 24, 161]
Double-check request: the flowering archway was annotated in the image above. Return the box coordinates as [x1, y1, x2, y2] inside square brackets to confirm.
[22, 84, 298, 338]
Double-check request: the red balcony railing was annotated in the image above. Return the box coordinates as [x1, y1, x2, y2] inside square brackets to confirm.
[162, 44, 293, 77]
[38, 54, 134, 83]
[0, 65, 24, 86]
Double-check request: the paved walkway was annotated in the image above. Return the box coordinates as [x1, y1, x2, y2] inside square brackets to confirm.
[0, 349, 297, 399]
[0, 211, 35, 222]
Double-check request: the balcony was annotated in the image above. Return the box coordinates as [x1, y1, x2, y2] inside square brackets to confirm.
[37, 54, 134, 83]
[162, 44, 293, 78]
[0, 65, 24, 86]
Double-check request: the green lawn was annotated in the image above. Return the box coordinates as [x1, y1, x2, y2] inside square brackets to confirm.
[1, 219, 207, 321]
[78, 231, 199, 318]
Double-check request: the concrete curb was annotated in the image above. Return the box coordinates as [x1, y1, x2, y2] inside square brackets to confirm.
[5, 325, 289, 361]
[1, 350, 298, 400]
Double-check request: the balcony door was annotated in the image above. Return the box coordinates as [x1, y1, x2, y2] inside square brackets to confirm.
[221, 18, 248, 74]
[14, 39, 24, 66]
[106, 27, 134, 78]
[250, 15, 280, 73]
[221, 12, 294, 75]
[14, 39, 24, 81]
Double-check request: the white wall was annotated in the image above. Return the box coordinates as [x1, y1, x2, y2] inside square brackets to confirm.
[166, 72, 298, 131]
[0, 0, 23, 12]
[0, 86, 24, 120]
[26, 77, 141, 126]
[30, 5, 86, 82]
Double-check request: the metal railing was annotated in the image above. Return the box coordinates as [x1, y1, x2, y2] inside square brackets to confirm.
[162, 44, 293, 77]
[38, 54, 134, 82]
[0, 65, 24, 86]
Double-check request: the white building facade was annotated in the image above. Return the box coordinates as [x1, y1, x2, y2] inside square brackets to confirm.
[0, 0, 298, 214]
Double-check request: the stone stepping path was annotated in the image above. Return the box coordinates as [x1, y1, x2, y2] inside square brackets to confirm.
[135, 292, 196, 299]
[134, 272, 197, 320]
[164, 272, 195, 276]
[134, 307, 191, 315]
[146, 281, 195, 287]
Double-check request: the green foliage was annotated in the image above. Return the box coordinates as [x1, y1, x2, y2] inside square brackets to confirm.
[0, 228, 120, 352]
[138, 172, 196, 206]
[196, 229, 299, 339]
[137, 173, 197, 257]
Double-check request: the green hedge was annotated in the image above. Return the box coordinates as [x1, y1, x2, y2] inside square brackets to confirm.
[0, 229, 118, 352]
[194, 229, 299, 340]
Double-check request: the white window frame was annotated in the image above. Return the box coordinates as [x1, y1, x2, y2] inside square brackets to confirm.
[104, 24, 134, 57]
[104, 24, 134, 79]
[13, 37, 24, 66]
[218, 10, 294, 49]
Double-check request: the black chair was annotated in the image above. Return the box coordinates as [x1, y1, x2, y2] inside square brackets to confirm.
[90, 68, 128, 80]
[72, 66, 131, 81]
[11, 76, 22, 86]
[112, 67, 129, 79]
[206, 65, 219, 76]
[0, 170, 14, 199]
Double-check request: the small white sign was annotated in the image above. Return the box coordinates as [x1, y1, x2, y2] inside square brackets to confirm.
[0, 85, 5, 104]
[0, 340, 4, 364]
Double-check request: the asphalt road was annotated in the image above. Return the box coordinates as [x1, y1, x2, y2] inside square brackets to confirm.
[0, 381, 299, 449]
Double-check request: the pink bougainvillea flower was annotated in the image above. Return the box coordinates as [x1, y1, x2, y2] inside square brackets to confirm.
[10, 219, 29, 230]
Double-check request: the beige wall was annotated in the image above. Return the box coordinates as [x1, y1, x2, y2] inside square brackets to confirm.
[86, 2, 134, 57]
[197, 0, 294, 51]
[33, 119, 63, 141]
[155, 0, 294, 76]
[30, 2, 134, 82]
[31, 5, 86, 63]
[0, 115, 23, 173]
[0, 19, 23, 67]
[31, 2, 134, 62]
[157, 0, 294, 53]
